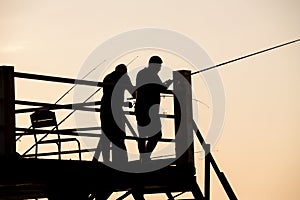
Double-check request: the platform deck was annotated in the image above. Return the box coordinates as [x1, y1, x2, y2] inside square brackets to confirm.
[0, 156, 197, 199]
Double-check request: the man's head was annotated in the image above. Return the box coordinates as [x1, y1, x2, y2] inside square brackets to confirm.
[115, 64, 127, 74]
[148, 55, 163, 72]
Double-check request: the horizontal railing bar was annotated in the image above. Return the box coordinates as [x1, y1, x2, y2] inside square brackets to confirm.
[14, 72, 174, 94]
[14, 71, 105, 87]
[124, 111, 175, 118]
[16, 106, 100, 114]
[16, 132, 172, 142]
[22, 148, 96, 158]
[16, 127, 102, 138]
[15, 107, 174, 117]
[15, 100, 55, 107]
[15, 131, 101, 138]
[15, 100, 101, 107]
[15, 128, 74, 135]
[125, 135, 174, 143]
[16, 128, 173, 142]
[15, 100, 102, 114]
[15, 106, 46, 114]
[69, 132, 101, 137]
[15, 105, 174, 118]
[15, 107, 43, 114]
[16, 126, 101, 132]
[61, 127, 101, 131]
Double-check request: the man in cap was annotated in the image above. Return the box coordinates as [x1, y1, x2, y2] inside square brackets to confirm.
[96, 64, 134, 164]
[135, 56, 172, 163]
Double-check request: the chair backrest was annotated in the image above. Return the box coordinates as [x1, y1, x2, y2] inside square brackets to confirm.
[30, 109, 58, 129]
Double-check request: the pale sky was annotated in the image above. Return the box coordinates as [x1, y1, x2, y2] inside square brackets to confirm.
[1, 0, 300, 199]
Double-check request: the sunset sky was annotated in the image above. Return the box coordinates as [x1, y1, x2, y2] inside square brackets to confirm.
[1, 0, 300, 199]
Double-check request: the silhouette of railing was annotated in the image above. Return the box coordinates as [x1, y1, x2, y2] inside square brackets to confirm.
[13, 69, 237, 199]
[14, 71, 176, 159]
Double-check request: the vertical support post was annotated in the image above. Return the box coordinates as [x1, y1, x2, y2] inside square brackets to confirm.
[173, 70, 194, 167]
[204, 144, 211, 200]
[0, 66, 16, 156]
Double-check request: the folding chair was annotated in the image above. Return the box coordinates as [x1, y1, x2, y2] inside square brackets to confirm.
[30, 109, 81, 160]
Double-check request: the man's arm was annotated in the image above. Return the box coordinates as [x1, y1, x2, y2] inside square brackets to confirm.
[124, 74, 136, 96]
[163, 79, 173, 88]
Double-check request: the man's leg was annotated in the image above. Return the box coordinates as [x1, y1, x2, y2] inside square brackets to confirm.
[137, 123, 147, 163]
[99, 115, 112, 163]
[146, 130, 162, 153]
[146, 114, 162, 154]
[111, 138, 128, 164]
[110, 120, 128, 165]
[93, 133, 110, 163]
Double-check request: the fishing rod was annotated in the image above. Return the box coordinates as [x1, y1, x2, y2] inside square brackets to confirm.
[191, 38, 300, 75]
[62, 55, 139, 114]
[127, 55, 139, 66]
[22, 56, 140, 153]
[126, 39, 299, 112]
[54, 59, 106, 104]
[163, 39, 299, 110]
[16, 59, 106, 142]
[160, 94, 210, 108]
[193, 99, 210, 108]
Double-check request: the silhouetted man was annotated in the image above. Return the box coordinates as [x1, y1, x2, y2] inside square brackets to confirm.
[97, 64, 134, 164]
[135, 56, 172, 163]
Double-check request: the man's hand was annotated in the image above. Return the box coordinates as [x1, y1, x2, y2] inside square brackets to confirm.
[163, 79, 173, 87]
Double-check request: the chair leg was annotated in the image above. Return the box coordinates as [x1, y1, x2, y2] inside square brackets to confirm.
[57, 141, 61, 160]
[35, 144, 38, 159]
[34, 134, 38, 159]
[57, 130, 61, 160]
[76, 139, 82, 161]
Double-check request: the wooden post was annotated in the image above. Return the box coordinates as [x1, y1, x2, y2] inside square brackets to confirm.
[173, 70, 194, 167]
[0, 66, 16, 156]
[204, 144, 211, 200]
